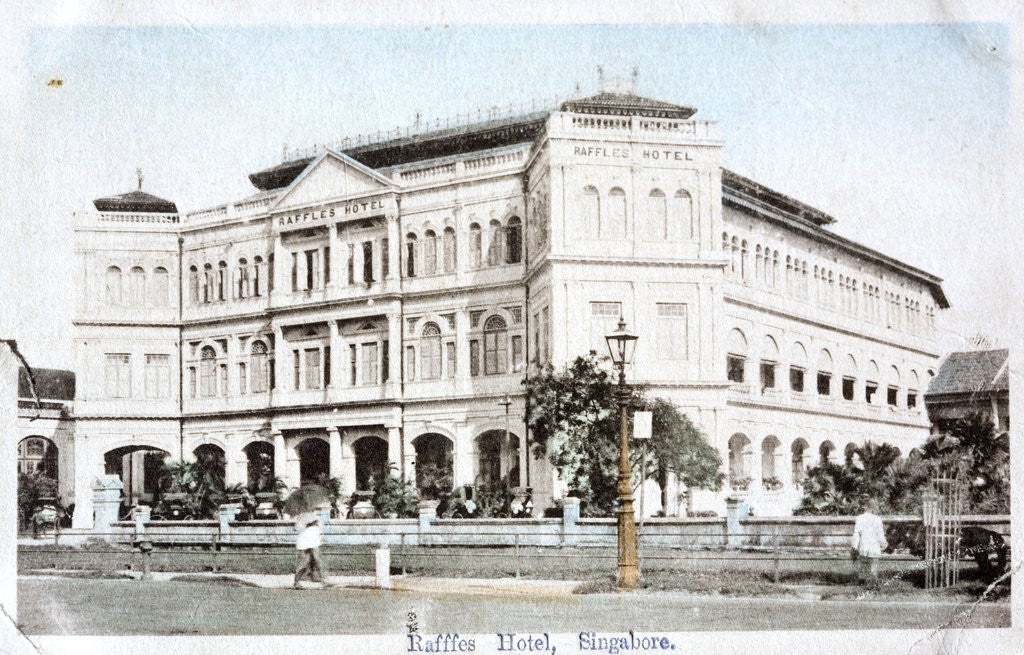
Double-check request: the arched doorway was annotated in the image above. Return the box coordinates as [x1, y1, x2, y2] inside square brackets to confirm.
[413, 433, 453, 500]
[104, 445, 170, 506]
[728, 433, 752, 489]
[791, 438, 809, 486]
[18, 436, 58, 479]
[354, 436, 389, 491]
[474, 429, 520, 488]
[761, 436, 782, 489]
[298, 438, 329, 485]
[819, 440, 836, 464]
[193, 444, 226, 489]
[244, 441, 275, 492]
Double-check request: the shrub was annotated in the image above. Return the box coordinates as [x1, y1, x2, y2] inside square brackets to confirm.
[371, 473, 419, 518]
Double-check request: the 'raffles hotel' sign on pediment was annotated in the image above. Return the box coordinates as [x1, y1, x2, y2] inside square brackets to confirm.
[274, 195, 391, 230]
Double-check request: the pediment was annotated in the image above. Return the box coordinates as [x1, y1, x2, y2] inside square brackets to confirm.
[271, 150, 394, 211]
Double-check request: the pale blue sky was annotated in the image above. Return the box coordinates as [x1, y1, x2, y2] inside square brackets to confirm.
[6, 23, 1014, 368]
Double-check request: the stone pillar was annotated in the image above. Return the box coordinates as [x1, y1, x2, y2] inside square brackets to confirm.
[91, 475, 124, 537]
[454, 309, 471, 391]
[218, 503, 241, 535]
[272, 325, 287, 398]
[517, 431, 528, 489]
[453, 424, 473, 489]
[272, 431, 286, 486]
[225, 433, 246, 487]
[417, 500, 438, 532]
[328, 320, 341, 391]
[403, 429, 417, 487]
[340, 430, 356, 495]
[386, 312, 401, 393]
[385, 212, 400, 281]
[329, 222, 340, 288]
[286, 438, 301, 489]
[387, 427, 402, 476]
[272, 232, 286, 297]
[562, 497, 580, 530]
[725, 496, 748, 548]
[72, 437, 101, 529]
[327, 427, 344, 483]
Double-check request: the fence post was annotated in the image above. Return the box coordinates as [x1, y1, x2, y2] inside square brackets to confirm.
[724, 497, 747, 549]
[90, 475, 123, 540]
[562, 497, 580, 547]
[375, 543, 392, 589]
[772, 530, 780, 584]
[417, 500, 438, 534]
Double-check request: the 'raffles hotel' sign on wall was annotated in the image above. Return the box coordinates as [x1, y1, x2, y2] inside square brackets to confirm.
[275, 195, 391, 229]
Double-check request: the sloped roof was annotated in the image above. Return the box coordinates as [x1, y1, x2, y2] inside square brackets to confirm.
[560, 90, 696, 119]
[926, 349, 1009, 397]
[19, 367, 75, 401]
[93, 190, 178, 213]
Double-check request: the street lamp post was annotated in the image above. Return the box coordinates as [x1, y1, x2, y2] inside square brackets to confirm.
[605, 316, 639, 590]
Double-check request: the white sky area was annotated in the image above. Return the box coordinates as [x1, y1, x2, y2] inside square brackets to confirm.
[1, 21, 1018, 370]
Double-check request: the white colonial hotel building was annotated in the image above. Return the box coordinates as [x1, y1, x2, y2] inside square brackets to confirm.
[66, 81, 948, 527]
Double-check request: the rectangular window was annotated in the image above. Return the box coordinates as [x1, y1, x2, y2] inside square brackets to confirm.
[292, 349, 300, 389]
[759, 361, 776, 390]
[238, 362, 247, 395]
[726, 355, 745, 383]
[865, 382, 878, 404]
[349, 344, 357, 386]
[446, 341, 456, 378]
[887, 386, 899, 407]
[655, 303, 687, 360]
[842, 376, 855, 401]
[817, 372, 831, 396]
[304, 348, 321, 390]
[323, 246, 330, 285]
[323, 346, 331, 388]
[405, 345, 416, 381]
[381, 340, 389, 383]
[305, 249, 318, 290]
[381, 238, 389, 278]
[105, 353, 131, 398]
[511, 335, 524, 372]
[470, 339, 480, 376]
[363, 241, 374, 283]
[144, 354, 169, 399]
[347, 244, 355, 285]
[188, 366, 197, 399]
[362, 343, 378, 385]
[291, 252, 298, 292]
[590, 301, 621, 317]
[219, 363, 228, 396]
[907, 390, 918, 409]
[789, 367, 805, 393]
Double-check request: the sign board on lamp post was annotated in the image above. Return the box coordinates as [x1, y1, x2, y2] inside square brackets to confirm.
[633, 411, 652, 440]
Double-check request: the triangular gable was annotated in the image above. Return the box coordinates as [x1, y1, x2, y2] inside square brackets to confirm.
[271, 149, 394, 211]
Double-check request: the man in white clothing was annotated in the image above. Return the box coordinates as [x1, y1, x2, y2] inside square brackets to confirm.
[293, 510, 327, 589]
[851, 499, 887, 584]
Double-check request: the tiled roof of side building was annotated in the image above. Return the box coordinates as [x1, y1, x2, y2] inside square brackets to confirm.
[559, 90, 697, 119]
[18, 367, 75, 401]
[925, 349, 1009, 397]
[93, 190, 178, 214]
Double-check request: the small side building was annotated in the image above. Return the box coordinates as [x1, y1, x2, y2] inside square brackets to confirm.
[924, 348, 1009, 434]
[17, 367, 76, 503]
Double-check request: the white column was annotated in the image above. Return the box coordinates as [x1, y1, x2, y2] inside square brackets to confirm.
[272, 325, 287, 399]
[328, 320, 341, 391]
[340, 430, 356, 495]
[386, 312, 401, 393]
[272, 431, 287, 487]
[387, 427, 402, 476]
[272, 233, 285, 298]
[328, 427, 343, 482]
[517, 430, 528, 489]
[386, 213, 400, 281]
[286, 437, 301, 489]
[453, 424, 474, 488]
[403, 428, 417, 487]
[226, 433, 246, 487]
[455, 309, 470, 391]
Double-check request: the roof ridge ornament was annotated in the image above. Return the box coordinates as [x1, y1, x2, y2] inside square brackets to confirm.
[136, 167, 143, 191]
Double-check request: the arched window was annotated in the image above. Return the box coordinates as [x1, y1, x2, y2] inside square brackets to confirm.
[151, 267, 169, 306]
[442, 227, 456, 273]
[726, 328, 747, 383]
[237, 258, 250, 299]
[188, 266, 199, 304]
[252, 256, 264, 296]
[469, 223, 482, 268]
[645, 188, 667, 240]
[730, 236, 739, 275]
[483, 315, 508, 375]
[105, 266, 123, 305]
[756, 247, 764, 284]
[581, 186, 600, 239]
[200, 346, 217, 397]
[819, 440, 836, 464]
[772, 251, 779, 288]
[607, 187, 626, 238]
[505, 217, 522, 264]
[18, 436, 57, 478]
[486, 219, 503, 266]
[791, 439, 809, 485]
[789, 341, 808, 393]
[728, 434, 752, 486]
[405, 233, 417, 277]
[203, 263, 213, 303]
[674, 189, 693, 239]
[816, 349, 833, 396]
[420, 322, 442, 380]
[217, 261, 227, 301]
[127, 266, 146, 306]
[740, 240, 748, 281]
[423, 230, 437, 275]
[250, 340, 269, 393]
[762, 436, 781, 486]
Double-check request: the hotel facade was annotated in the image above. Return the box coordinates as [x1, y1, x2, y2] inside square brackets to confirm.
[64, 83, 949, 528]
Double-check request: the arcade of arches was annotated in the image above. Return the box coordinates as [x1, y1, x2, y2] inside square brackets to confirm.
[726, 431, 875, 493]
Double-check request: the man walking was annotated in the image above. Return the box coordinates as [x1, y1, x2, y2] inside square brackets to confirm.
[293, 510, 327, 589]
[851, 499, 887, 585]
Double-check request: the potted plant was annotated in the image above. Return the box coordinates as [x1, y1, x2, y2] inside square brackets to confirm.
[729, 475, 752, 492]
[762, 476, 784, 491]
[370, 472, 419, 518]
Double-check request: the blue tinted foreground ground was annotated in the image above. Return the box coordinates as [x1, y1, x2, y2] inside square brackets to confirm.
[17, 577, 1009, 635]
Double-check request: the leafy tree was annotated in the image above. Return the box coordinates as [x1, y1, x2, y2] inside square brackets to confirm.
[17, 472, 58, 529]
[525, 354, 722, 516]
[370, 470, 419, 518]
[158, 460, 226, 519]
